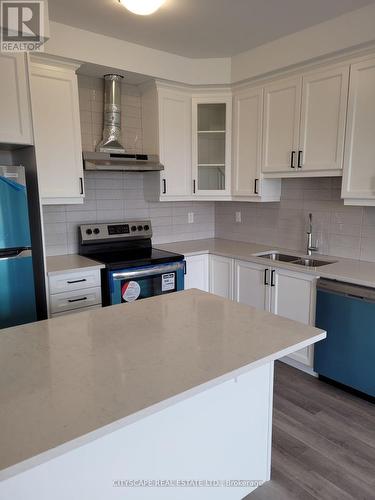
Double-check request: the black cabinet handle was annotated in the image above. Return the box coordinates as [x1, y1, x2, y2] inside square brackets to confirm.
[183, 261, 187, 275]
[67, 278, 87, 284]
[162, 178, 167, 194]
[193, 179, 196, 194]
[290, 151, 296, 169]
[297, 150, 303, 169]
[264, 269, 269, 286]
[254, 178, 259, 195]
[68, 297, 87, 303]
[271, 270, 276, 287]
[79, 177, 84, 195]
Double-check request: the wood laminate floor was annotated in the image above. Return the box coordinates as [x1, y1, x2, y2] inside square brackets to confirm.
[246, 361, 375, 500]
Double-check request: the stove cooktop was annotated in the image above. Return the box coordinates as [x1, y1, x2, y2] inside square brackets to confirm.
[86, 247, 184, 270]
[78, 220, 184, 270]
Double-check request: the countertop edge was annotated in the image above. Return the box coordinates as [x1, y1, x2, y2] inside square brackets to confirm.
[155, 239, 375, 289]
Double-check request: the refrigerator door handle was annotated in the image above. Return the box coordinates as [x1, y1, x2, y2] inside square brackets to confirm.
[0, 249, 32, 260]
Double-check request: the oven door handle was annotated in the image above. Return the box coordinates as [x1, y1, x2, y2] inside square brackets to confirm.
[112, 262, 185, 281]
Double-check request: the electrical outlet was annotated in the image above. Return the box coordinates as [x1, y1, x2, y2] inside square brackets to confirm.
[235, 211, 242, 223]
[188, 212, 194, 224]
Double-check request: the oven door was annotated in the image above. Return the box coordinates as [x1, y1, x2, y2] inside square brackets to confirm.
[108, 261, 185, 305]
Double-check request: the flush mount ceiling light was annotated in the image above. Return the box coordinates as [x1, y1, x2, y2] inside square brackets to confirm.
[118, 0, 166, 15]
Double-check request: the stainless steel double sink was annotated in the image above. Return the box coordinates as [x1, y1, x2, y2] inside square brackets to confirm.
[255, 252, 336, 268]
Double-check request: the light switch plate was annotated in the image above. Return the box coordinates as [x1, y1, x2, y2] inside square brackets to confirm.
[188, 212, 194, 224]
[235, 211, 242, 223]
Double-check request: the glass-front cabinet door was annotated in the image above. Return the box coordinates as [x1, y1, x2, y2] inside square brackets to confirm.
[192, 95, 232, 197]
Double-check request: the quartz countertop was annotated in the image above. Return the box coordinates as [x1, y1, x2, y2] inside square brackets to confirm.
[156, 238, 375, 289]
[0, 290, 325, 478]
[46, 254, 105, 275]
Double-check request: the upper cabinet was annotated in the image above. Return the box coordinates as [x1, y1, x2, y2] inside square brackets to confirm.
[0, 53, 33, 146]
[299, 66, 349, 174]
[192, 95, 232, 198]
[262, 66, 349, 177]
[262, 76, 302, 175]
[142, 82, 192, 201]
[342, 57, 375, 206]
[232, 86, 280, 201]
[143, 84, 232, 201]
[29, 57, 84, 205]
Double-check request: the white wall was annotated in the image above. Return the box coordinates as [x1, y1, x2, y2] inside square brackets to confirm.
[231, 3, 375, 82]
[45, 5, 375, 86]
[44, 22, 231, 86]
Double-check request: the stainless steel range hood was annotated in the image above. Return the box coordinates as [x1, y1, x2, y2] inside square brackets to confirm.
[83, 151, 164, 171]
[83, 74, 163, 172]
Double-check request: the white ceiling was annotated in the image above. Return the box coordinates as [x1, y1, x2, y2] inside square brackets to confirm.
[48, 0, 375, 58]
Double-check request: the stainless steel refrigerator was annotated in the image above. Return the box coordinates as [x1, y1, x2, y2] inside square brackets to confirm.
[0, 165, 38, 328]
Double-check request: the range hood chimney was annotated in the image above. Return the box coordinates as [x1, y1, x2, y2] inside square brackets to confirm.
[83, 74, 164, 172]
[96, 74, 125, 153]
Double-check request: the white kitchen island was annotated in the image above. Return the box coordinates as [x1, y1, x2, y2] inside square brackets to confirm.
[0, 290, 325, 499]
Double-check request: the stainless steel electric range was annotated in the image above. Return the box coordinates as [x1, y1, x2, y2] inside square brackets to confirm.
[78, 220, 185, 306]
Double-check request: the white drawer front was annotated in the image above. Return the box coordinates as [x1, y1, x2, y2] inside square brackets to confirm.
[50, 287, 102, 314]
[49, 269, 101, 294]
[51, 304, 102, 318]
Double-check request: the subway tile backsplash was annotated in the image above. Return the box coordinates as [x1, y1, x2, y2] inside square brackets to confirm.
[216, 177, 375, 262]
[43, 171, 215, 256]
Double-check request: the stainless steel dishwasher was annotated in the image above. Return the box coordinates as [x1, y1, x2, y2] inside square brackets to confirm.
[314, 278, 375, 399]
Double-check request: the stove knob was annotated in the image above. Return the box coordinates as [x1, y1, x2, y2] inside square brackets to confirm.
[144, 225, 150, 231]
[86, 228, 92, 235]
[131, 225, 137, 232]
[137, 225, 143, 231]
[93, 228, 100, 235]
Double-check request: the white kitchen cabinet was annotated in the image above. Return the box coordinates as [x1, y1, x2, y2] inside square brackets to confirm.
[234, 260, 269, 310]
[209, 255, 233, 299]
[342, 57, 375, 206]
[184, 254, 209, 292]
[270, 267, 317, 367]
[29, 56, 84, 204]
[0, 53, 33, 146]
[262, 76, 302, 174]
[142, 82, 192, 201]
[232, 87, 281, 201]
[262, 66, 348, 178]
[47, 267, 102, 317]
[192, 94, 232, 199]
[234, 259, 316, 368]
[299, 66, 349, 175]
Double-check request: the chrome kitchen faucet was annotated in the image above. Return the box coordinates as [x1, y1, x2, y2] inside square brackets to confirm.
[306, 213, 318, 256]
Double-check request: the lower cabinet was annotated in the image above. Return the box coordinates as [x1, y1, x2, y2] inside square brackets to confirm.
[184, 254, 209, 292]
[209, 255, 234, 299]
[234, 260, 317, 369]
[270, 267, 316, 367]
[48, 268, 102, 317]
[234, 260, 269, 310]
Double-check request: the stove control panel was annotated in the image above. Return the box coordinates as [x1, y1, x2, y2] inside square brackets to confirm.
[80, 221, 152, 242]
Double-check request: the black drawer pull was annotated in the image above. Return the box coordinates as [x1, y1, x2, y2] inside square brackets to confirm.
[67, 279, 87, 284]
[264, 269, 269, 286]
[68, 297, 87, 303]
[290, 151, 296, 169]
[297, 150, 303, 169]
[254, 178, 259, 194]
[162, 178, 167, 194]
[79, 177, 84, 195]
